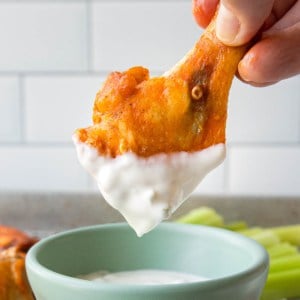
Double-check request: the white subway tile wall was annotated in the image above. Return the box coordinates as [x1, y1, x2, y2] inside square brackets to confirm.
[0, 0, 299, 195]
[0, 2, 87, 71]
[0, 77, 21, 142]
[229, 147, 300, 196]
[24, 76, 103, 142]
[0, 146, 88, 191]
[227, 77, 300, 143]
[91, 1, 201, 71]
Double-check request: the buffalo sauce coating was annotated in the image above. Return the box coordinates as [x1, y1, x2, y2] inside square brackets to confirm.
[0, 226, 37, 300]
[76, 66, 209, 158]
[75, 28, 245, 158]
[0, 225, 37, 252]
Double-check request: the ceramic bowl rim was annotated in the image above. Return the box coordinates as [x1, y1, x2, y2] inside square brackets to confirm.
[26, 222, 269, 292]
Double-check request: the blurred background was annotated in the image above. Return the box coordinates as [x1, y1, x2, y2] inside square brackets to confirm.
[0, 0, 299, 196]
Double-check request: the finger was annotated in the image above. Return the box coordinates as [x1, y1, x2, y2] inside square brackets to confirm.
[235, 72, 278, 87]
[268, 0, 300, 32]
[192, 0, 219, 28]
[238, 23, 300, 84]
[245, 81, 278, 87]
[272, 0, 298, 18]
[263, 0, 297, 30]
[216, 0, 274, 46]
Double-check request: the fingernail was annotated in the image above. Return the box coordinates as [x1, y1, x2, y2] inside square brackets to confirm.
[238, 52, 255, 82]
[216, 4, 240, 45]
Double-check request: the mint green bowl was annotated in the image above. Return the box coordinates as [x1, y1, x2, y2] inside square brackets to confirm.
[26, 223, 269, 300]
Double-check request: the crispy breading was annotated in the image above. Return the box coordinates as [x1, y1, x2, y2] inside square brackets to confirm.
[76, 14, 246, 158]
[0, 226, 37, 252]
[0, 226, 37, 300]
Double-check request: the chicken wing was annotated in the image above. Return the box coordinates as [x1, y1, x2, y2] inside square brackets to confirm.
[75, 15, 246, 157]
[74, 11, 248, 236]
[0, 226, 37, 300]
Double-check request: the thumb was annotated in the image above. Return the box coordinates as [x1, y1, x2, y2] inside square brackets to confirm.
[216, 0, 274, 46]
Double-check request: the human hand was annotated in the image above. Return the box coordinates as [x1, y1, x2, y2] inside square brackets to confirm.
[193, 0, 300, 86]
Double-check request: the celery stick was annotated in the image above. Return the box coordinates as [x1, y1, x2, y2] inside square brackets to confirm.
[238, 227, 263, 237]
[250, 230, 280, 248]
[261, 269, 300, 300]
[268, 243, 298, 259]
[201, 214, 224, 227]
[270, 254, 300, 273]
[269, 225, 300, 246]
[176, 207, 224, 227]
[224, 221, 248, 231]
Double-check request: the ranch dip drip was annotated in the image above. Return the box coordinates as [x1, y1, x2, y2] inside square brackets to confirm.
[74, 137, 225, 237]
[78, 269, 205, 285]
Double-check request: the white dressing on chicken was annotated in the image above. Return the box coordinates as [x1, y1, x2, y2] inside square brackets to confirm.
[74, 136, 225, 237]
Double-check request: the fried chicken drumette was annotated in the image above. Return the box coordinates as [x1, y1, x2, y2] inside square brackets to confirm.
[0, 225, 37, 300]
[75, 16, 246, 157]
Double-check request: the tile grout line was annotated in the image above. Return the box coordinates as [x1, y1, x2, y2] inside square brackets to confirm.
[0, 71, 107, 77]
[298, 99, 300, 143]
[0, 0, 86, 3]
[0, 0, 156, 2]
[227, 142, 300, 148]
[223, 144, 231, 195]
[0, 70, 165, 77]
[86, 0, 93, 71]
[92, 0, 192, 2]
[18, 75, 26, 143]
[0, 142, 74, 147]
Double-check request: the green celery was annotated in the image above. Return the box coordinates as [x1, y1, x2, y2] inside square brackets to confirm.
[269, 225, 300, 246]
[224, 221, 248, 231]
[270, 254, 300, 273]
[176, 207, 224, 227]
[177, 206, 300, 300]
[261, 269, 300, 300]
[238, 227, 263, 237]
[250, 230, 280, 248]
[268, 243, 298, 259]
